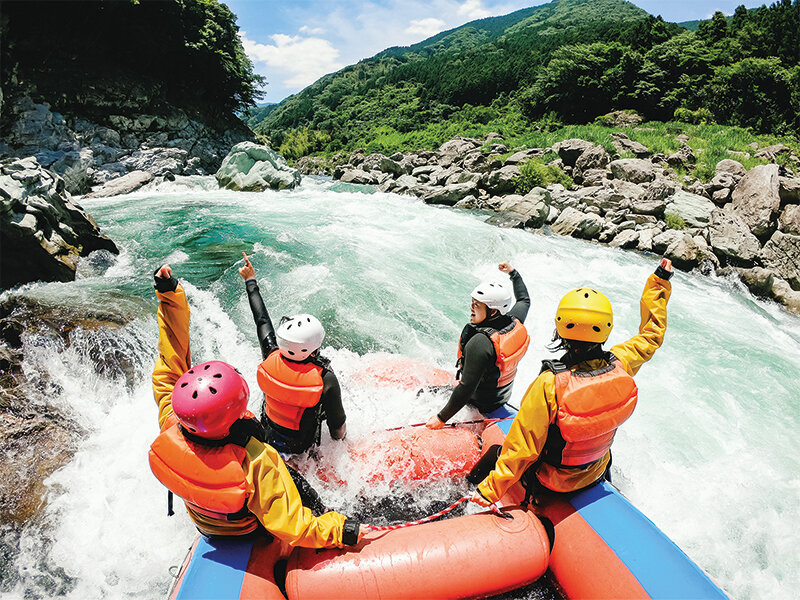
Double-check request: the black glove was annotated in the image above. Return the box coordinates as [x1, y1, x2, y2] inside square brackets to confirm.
[342, 518, 361, 546]
[153, 266, 179, 293]
[654, 262, 673, 281]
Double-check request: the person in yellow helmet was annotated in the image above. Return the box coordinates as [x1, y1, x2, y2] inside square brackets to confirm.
[148, 264, 363, 550]
[469, 258, 673, 507]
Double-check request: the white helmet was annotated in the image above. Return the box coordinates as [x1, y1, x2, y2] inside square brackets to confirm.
[471, 281, 513, 315]
[276, 314, 325, 361]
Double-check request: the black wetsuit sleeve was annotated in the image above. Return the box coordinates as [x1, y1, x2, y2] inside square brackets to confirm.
[245, 279, 278, 359]
[321, 370, 346, 436]
[507, 269, 530, 323]
[437, 334, 495, 422]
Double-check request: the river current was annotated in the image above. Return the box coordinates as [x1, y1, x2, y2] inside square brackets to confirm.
[2, 176, 798, 599]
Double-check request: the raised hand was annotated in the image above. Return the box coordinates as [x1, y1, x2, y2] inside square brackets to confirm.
[238, 251, 255, 280]
[498, 262, 513, 274]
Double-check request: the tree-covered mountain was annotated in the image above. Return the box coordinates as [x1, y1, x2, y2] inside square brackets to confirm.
[253, 0, 799, 159]
[0, 0, 263, 128]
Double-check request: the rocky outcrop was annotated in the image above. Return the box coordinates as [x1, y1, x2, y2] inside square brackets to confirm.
[1, 96, 252, 195]
[215, 142, 301, 191]
[0, 157, 118, 287]
[84, 170, 154, 198]
[326, 133, 800, 316]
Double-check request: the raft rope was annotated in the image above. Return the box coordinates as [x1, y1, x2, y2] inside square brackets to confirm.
[384, 416, 514, 432]
[363, 497, 513, 532]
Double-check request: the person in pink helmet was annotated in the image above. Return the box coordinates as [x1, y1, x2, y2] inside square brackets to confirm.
[147, 264, 363, 549]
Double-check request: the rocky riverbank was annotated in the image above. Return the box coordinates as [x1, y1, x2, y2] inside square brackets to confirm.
[321, 134, 800, 314]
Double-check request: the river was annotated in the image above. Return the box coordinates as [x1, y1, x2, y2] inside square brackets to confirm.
[2, 176, 798, 599]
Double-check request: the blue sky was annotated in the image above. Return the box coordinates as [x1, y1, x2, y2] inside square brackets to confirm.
[224, 0, 768, 103]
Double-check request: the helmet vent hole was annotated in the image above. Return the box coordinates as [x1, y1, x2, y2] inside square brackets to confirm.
[188, 369, 194, 375]
[288, 350, 295, 355]
[607, 322, 611, 327]
[180, 382, 188, 388]
[192, 391, 198, 399]
[306, 317, 311, 322]
[566, 323, 575, 329]
[302, 348, 307, 352]
[204, 364, 210, 370]
[557, 317, 561, 321]
[584, 293, 589, 298]
[477, 291, 484, 295]
[213, 373, 222, 378]
[593, 326, 601, 332]
[209, 386, 217, 394]
[287, 324, 293, 330]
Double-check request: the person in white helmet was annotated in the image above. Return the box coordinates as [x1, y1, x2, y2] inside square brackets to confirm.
[238, 253, 347, 459]
[427, 262, 531, 429]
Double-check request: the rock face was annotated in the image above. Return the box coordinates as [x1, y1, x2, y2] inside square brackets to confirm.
[664, 190, 715, 227]
[0, 157, 118, 287]
[708, 209, 761, 263]
[2, 96, 253, 195]
[215, 142, 301, 191]
[730, 164, 781, 238]
[760, 232, 800, 290]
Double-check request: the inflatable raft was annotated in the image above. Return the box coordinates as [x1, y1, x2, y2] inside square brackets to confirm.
[166, 363, 729, 600]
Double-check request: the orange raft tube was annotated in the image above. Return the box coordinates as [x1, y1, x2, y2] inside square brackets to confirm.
[286, 507, 550, 600]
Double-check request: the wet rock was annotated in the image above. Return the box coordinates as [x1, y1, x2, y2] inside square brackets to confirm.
[361, 153, 404, 177]
[719, 267, 775, 297]
[760, 231, 800, 290]
[216, 142, 301, 191]
[770, 278, 800, 314]
[84, 170, 154, 198]
[492, 188, 551, 229]
[609, 229, 639, 248]
[0, 157, 118, 287]
[730, 164, 781, 238]
[652, 230, 700, 270]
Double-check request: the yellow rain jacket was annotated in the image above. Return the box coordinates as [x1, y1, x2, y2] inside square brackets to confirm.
[477, 273, 672, 502]
[152, 285, 349, 548]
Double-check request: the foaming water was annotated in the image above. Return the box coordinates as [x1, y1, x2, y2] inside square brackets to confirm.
[3, 176, 799, 598]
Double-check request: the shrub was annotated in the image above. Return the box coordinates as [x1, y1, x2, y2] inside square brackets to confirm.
[515, 159, 573, 194]
[665, 213, 687, 230]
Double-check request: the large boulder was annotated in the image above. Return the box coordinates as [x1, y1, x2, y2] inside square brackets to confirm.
[493, 188, 551, 228]
[759, 231, 800, 290]
[708, 209, 762, 263]
[715, 159, 746, 181]
[216, 142, 301, 191]
[610, 132, 649, 157]
[421, 182, 479, 206]
[439, 137, 482, 155]
[484, 165, 521, 195]
[504, 148, 546, 165]
[609, 159, 656, 184]
[652, 230, 700, 270]
[84, 170, 154, 198]
[361, 153, 404, 177]
[0, 157, 118, 288]
[779, 177, 800, 204]
[770, 278, 800, 315]
[664, 190, 715, 228]
[574, 145, 610, 176]
[730, 164, 781, 238]
[631, 180, 676, 216]
[550, 207, 605, 239]
[553, 139, 595, 167]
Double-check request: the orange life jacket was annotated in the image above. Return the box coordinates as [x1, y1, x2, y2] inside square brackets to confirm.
[148, 418, 258, 533]
[257, 350, 324, 431]
[458, 318, 530, 388]
[542, 355, 638, 467]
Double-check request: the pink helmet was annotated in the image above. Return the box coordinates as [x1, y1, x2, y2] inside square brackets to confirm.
[172, 361, 249, 439]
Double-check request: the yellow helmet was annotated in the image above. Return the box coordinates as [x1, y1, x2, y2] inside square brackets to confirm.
[555, 288, 613, 343]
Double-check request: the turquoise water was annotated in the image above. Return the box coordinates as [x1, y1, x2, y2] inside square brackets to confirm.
[3, 176, 799, 598]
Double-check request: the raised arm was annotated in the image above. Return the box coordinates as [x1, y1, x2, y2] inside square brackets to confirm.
[610, 258, 673, 376]
[500, 262, 531, 323]
[152, 265, 191, 430]
[239, 252, 278, 359]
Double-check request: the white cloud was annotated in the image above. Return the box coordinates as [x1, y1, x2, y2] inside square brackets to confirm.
[458, 0, 492, 19]
[241, 31, 345, 89]
[405, 17, 447, 37]
[299, 25, 325, 35]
